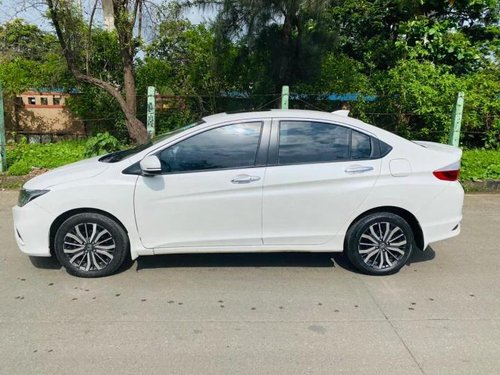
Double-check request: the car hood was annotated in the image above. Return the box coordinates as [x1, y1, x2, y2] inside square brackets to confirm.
[23, 156, 110, 189]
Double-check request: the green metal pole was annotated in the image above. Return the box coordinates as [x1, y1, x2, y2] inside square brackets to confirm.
[448, 92, 464, 147]
[281, 85, 289, 110]
[0, 85, 6, 173]
[146, 86, 156, 137]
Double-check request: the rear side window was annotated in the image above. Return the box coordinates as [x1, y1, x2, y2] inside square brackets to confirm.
[351, 130, 372, 159]
[278, 121, 350, 165]
[160, 122, 262, 173]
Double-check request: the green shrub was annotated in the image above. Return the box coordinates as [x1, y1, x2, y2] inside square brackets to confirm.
[84, 132, 123, 158]
[6, 141, 86, 176]
[461, 149, 500, 181]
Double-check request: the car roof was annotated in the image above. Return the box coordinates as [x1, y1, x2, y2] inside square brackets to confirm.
[201, 109, 389, 139]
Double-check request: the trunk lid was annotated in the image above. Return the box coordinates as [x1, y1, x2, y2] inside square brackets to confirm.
[412, 141, 462, 159]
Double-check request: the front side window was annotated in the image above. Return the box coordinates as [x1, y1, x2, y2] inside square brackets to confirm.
[278, 121, 350, 165]
[160, 122, 262, 173]
[27, 97, 36, 105]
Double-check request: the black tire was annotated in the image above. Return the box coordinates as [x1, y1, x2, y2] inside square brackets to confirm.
[345, 212, 414, 276]
[54, 213, 129, 278]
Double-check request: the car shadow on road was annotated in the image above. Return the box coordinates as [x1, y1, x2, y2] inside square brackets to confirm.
[27, 246, 436, 274]
[136, 246, 436, 273]
[136, 252, 337, 270]
[29, 256, 61, 270]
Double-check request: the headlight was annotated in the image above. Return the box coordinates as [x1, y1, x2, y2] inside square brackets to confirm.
[18, 189, 50, 207]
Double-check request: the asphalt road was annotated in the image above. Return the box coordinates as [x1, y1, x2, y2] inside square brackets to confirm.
[0, 190, 499, 375]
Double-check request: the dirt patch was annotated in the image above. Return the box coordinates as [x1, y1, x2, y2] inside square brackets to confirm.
[0, 168, 50, 190]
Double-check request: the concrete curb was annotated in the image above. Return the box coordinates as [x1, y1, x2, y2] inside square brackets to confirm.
[462, 180, 500, 193]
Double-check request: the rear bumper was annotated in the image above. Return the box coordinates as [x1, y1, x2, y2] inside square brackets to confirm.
[419, 181, 464, 248]
[12, 203, 53, 257]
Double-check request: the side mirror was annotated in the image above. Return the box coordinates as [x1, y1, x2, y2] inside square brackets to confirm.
[139, 155, 162, 176]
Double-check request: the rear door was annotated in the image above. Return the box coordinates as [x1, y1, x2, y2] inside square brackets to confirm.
[262, 118, 382, 245]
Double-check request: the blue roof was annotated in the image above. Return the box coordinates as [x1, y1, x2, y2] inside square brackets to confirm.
[32, 87, 80, 94]
[219, 91, 377, 102]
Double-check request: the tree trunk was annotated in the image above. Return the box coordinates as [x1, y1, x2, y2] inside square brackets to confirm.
[46, 0, 149, 145]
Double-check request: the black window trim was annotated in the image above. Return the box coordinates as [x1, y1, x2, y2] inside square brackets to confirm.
[123, 117, 392, 176]
[124, 119, 271, 176]
[268, 118, 391, 167]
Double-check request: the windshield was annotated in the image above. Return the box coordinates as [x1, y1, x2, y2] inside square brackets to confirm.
[99, 120, 204, 163]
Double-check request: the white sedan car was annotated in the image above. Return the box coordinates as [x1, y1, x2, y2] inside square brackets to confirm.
[13, 110, 464, 277]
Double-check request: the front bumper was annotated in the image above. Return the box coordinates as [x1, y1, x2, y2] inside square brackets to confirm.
[12, 203, 53, 257]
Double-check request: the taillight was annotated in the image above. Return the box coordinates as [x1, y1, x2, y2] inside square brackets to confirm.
[433, 161, 460, 181]
[433, 169, 459, 181]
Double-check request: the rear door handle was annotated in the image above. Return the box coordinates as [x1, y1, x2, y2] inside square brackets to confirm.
[345, 165, 374, 174]
[231, 174, 261, 184]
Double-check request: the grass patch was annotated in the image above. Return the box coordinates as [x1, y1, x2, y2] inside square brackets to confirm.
[461, 149, 500, 181]
[6, 141, 86, 176]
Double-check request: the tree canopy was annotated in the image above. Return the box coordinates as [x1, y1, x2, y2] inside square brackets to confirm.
[0, 0, 498, 147]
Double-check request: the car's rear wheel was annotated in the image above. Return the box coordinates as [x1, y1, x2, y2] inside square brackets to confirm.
[346, 212, 414, 275]
[54, 213, 129, 278]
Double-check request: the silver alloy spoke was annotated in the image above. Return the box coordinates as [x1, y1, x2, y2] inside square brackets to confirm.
[389, 240, 407, 247]
[69, 251, 85, 263]
[94, 251, 109, 265]
[63, 245, 85, 254]
[95, 249, 114, 260]
[385, 248, 400, 259]
[94, 229, 111, 244]
[75, 225, 87, 243]
[374, 250, 383, 268]
[66, 233, 84, 244]
[64, 240, 82, 247]
[364, 248, 380, 262]
[377, 223, 383, 240]
[387, 227, 401, 242]
[95, 244, 115, 251]
[387, 246, 405, 255]
[91, 252, 102, 270]
[384, 252, 393, 267]
[389, 233, 404, 243]
[369, 226, 381, 241]
[85, 252, 91, 271]
[88, 223, 98, 243]
[382, 222, 390, 241]
[361, 233, 378, 244]
[359, 246, 377, 254]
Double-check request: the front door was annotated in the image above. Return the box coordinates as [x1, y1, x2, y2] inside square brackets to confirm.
[134, 121, 268, 249]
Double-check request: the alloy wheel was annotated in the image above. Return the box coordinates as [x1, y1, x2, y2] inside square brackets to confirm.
[358, 221, 407, 270]
[62, 223, 116, 271]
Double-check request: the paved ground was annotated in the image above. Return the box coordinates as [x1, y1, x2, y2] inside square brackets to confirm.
[0, 191, 499, 375]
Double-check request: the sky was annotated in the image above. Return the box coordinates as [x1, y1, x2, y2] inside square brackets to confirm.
[0, 0, 215, 30]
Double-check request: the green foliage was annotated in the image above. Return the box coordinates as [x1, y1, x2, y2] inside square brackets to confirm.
[461, 149, 500, 181]
[1, 0, 499, 148]
[374, 59, 463, 140]
[0, 19, 70, 94]
[6, 141, 86, 176]
[84, 132, 123, 158]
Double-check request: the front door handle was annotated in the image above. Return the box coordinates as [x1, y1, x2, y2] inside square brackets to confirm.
[345, 165, 374, 174]
[231, 174, 261, 184]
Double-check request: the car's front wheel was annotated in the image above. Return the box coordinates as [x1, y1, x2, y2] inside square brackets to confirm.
[54, 212, 129, 278]
[345, 212, 414, 275]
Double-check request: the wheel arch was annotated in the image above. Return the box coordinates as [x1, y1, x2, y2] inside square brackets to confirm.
[345, 206, 424, 250]
[49, 208, 129, 256]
